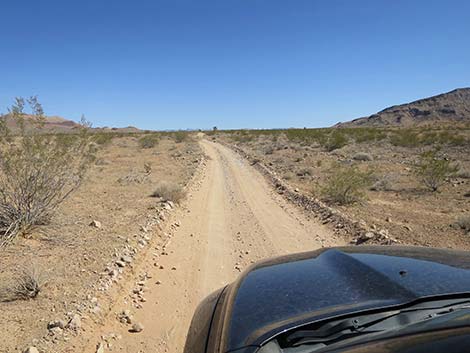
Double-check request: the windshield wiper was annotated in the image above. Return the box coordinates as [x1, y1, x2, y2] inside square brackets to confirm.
[284, 299, 470, 348]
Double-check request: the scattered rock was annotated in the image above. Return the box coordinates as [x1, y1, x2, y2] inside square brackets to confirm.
[129, 322, 144, 333]
[48, 319, 66, 330]
[23, 347, 39, 353]
[118, 310, 133, 324]
[116, 260, 126, 267]
[121, 255, 133, 264]
[90, 220, 102, 229]
[96, 342, 105, 353]
[67, 314, 82, 331]
[49, 326, 63, 335]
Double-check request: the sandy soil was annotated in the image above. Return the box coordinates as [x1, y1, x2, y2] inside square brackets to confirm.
[73, 140, 342, 353]
[0, 135, 203, 353]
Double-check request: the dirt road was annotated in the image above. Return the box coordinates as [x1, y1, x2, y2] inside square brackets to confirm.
[84, 140, 342, 353]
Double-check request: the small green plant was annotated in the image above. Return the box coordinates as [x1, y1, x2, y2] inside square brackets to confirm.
[0, 97, 94, 246]
[138, 134, 159, 148]
[413, 149, 459, 192]
[321, 163, 373, 205]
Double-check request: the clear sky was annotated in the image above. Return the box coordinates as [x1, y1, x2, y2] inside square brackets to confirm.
[0, 0, 469, 130]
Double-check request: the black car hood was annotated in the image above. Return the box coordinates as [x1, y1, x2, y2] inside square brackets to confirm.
[222, 246, 470, 352]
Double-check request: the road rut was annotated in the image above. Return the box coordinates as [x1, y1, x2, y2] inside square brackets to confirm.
[84, 140, 342, 353]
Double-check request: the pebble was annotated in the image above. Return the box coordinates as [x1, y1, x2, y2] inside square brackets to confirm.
[23, 348, 39, 353]
[116, 260, 126, 267]
[90, 220, 102, 229]
[96, 342, 105, 353]
[130, 322, 144, 333]
[67, 314, 82, 331]
[48, 319, 66, 330]
[121, 255, 133, 263]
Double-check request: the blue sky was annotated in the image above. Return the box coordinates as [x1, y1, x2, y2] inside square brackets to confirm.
[0, 0, 469, 130]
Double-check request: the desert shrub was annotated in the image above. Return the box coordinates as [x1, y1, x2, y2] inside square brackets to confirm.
[283, 172, 294, 180]
[455, 216, 470, 233]
[349, 128, 387, 144]
[413, 150, 459, 192]
[352, 152, 373, 161]
[152, 182, 186, 203]
[231, 130, 255, 144]
[173, 131, 188, 143]
[138, 134, 159, 149]
[92, 132, 115, 146]
[296, 167, 314, 177]
[0, 264, 47, 302]
[324, 130, 348, 151]
[390, 130, 420, 147]
[370, 173, 397, 191]
[0, 97, 94, 246]
[321, 163, 373, 205]
[263, 147, 274, 155]
[284, 128, 329, 146]
[455, 169, 470, 179]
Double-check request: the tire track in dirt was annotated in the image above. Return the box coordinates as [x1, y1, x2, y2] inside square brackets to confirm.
[82, 140, 342, 353]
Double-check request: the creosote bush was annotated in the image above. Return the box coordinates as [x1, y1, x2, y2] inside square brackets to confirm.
[321, 163, 373, 205]
[0, 97, 94, 246]
[152, 181, 186, 203]
[413, 149, 459, 192]
[173, 131, 189, 143]
[138, 134, 159, 149]
[324, 131, 348, 151]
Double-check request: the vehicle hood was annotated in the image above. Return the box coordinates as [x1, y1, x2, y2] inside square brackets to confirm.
[221, 246, 470, 352]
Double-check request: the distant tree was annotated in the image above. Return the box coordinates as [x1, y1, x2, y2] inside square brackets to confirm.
[213, 126, 218, 131]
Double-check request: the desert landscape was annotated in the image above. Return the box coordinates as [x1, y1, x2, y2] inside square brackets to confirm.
[0, 88, 467, 353]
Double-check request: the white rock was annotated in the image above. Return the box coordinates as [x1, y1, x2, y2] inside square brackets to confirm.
[90, 220, 102, 229]
[96, 342, 105, 353]
[67, 314, 82, 330]
[130, 322, 144, 333]
[23, 348, 39, 353]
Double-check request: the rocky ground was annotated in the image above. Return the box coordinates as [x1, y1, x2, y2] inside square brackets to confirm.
[0, 134, 203, 353]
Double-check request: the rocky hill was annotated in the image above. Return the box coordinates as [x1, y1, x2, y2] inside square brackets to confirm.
[335, 88, 470, 127]
[0, 114, 141, 133]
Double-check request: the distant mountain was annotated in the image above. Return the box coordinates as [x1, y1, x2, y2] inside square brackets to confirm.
[0, 113, 81, 132]
[335, 88, 470, 127]
[0, 114, 142, 133]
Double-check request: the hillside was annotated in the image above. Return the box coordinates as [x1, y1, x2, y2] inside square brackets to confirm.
[335, 88, 470, 127]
